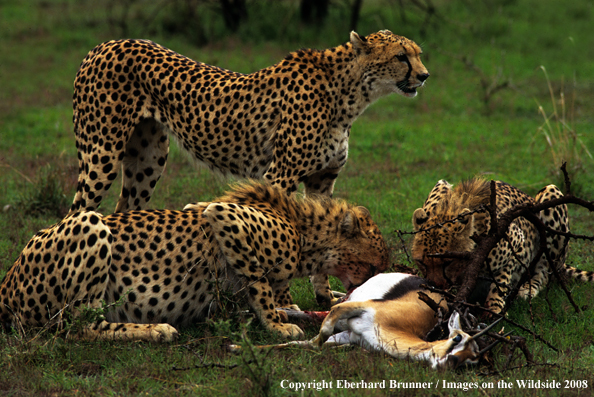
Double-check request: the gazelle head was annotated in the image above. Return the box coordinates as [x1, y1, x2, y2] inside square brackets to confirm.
[430, 312, 502, 369]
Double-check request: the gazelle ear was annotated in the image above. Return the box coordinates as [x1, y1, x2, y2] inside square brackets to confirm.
[350, 31, 370, 56]
[448, 311, 462, 336]
[412, 208, 428, 231]
[340, 210, 360, 236]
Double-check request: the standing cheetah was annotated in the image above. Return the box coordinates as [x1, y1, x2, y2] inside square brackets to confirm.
[69, 30, 428, 215]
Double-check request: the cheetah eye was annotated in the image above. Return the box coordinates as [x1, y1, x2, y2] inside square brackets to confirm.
[395, 54, 408, 62]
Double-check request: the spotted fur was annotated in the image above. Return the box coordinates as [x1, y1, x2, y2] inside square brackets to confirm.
[411, 178, 594, 314]
[1, 183, 389, 341]
[69, 30, 428, 213]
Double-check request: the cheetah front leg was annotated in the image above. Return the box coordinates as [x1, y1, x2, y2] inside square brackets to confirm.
[304, 167, 345, 307]
[204, 203, 305, 339]
[273, 284, 300, 311]
[484, 235, 517, 314]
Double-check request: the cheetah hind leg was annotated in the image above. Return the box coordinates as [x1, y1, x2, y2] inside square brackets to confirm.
[518, 184, 569, 299]
[79, 320, 178, 343]
[67, 212, 178, 342]
[6, 212, 178, 343]
[116, 118, 170, 213]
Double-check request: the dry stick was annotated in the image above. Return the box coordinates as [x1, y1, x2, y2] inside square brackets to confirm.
[480, 362, 558, 377]
[488, 180, 498, 237]
[397, 206, 486, 237]
[395, 229, 414, 266]
[419, 290, 522, 361]
[172, 361, 252, 371]
[414, 167, 592, 355]
[417, 291, 443, 313]
[421, 284, 559, 352]
[543, 287, 559, 322]
[485, 332, 534, 365]
[514, 335, 535, 364]
[561, 162, 572, 194]
[453, 186, 594, 305]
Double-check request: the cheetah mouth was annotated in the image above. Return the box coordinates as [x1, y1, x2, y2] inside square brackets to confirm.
[396, 80, 420, 98]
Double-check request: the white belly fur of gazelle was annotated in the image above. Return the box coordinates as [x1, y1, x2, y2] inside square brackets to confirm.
[232, 273, 500, 369]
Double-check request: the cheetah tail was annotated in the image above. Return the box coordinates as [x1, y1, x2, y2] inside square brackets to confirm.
[564, 264, 594, 283]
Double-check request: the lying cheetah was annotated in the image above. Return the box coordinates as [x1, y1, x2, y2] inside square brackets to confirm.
[1, 183, 389, 341]
[411, 178, 594, 314]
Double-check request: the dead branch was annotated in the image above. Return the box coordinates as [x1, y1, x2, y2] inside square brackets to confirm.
[172, 361, 252, 371]
[417, 291, 442, 313]
[395, 229, 414, 266]
[421, 284, 559, 352]
[394, 164, 591, 367]
[455, 166, 593, 305]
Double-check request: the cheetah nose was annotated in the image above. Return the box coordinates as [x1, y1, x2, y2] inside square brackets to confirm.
[417, 73, 430, 82]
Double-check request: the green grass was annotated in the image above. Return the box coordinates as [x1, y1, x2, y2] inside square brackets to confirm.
[1, 0, 594, 395]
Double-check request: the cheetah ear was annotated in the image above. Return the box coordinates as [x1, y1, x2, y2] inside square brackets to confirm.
[340, 210, 360, 236]
[458, 208, 472, 226]
[456, 208, 474, 233]
[356, 206, 370, 217]
[412, 208, 428, 231]
[350, 31, 370, 56]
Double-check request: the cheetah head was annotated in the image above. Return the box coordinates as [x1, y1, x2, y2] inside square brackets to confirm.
[411, 207, 481, 289]
[329, 206, 390, 290]
[350, 30, 429, 99]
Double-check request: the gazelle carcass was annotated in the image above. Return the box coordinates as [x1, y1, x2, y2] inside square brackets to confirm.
[231, 273, 503, 369]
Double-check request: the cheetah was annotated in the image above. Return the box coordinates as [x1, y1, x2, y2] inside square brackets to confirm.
[411, 178, 594, 314]
[1, 183, 389, 341]
[69, 30, 428, 216]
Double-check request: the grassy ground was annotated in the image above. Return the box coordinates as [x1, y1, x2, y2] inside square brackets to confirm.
[1, 0, 593, 395]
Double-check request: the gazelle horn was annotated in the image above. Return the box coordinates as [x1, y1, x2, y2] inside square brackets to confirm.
[477, 330, 514, 357]
[468, 316, 505, 341]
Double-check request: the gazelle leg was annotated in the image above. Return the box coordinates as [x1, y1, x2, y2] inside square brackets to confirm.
[311, 302, 367, 347]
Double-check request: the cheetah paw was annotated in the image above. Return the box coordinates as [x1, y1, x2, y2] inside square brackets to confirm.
[150, 324, 179, 343]
[276, 323, 305, 340]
